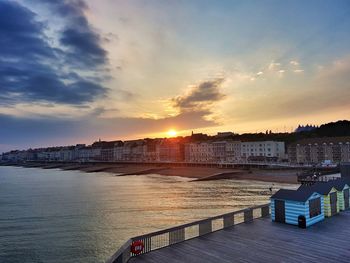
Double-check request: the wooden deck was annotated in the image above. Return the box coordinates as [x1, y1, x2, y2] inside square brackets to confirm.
[130, 211, 350, 263]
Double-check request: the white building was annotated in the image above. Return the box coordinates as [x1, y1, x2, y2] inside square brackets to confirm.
[77, 146, 95, 162]
[241, 141, 285, 161]
[60, 147, 75, 161]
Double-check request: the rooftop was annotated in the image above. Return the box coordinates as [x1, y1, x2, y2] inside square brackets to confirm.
[292, 136, 350, 146]
[271, 188, 317, 202]
[129, 211, 350, 263]
[298, 180, 343, 194]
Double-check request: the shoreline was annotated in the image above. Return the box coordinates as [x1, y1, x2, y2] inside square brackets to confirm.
[0, 162, 299, 184]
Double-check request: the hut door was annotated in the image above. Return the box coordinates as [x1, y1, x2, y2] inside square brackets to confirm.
[330, 192, 337, 215]
[275, 200, 285, 223]
[344, 189, 349, 209]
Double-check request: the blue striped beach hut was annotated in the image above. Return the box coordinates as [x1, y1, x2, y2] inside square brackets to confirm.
[271, 189, 324, 227]
[299, 181, 339, 217]
[333, 179, 350, 211]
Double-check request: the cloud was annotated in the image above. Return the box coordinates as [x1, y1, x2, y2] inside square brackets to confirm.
[293, 69, 304, 73]
[172, 78, 226, 112]
[60, 28, 107, 66]
[0, 1, 108, 106]
[36, 0, 109, 68]
[0, 2, 54, 60]
[0, 77, 227, 151]
[268, 62, 281, 70]
[0, 61, 107, 105]
[290, 60, 299, 66]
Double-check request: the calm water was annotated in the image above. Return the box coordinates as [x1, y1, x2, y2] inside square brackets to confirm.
[0, 166, 297, 263]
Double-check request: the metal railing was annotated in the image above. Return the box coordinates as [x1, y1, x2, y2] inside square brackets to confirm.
[106, 204, 270, 263]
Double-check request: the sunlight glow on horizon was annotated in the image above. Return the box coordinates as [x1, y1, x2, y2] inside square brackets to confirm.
[167, 129, 177, 138]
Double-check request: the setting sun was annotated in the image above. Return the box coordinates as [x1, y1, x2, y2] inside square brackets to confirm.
[167, 129, 177, 137]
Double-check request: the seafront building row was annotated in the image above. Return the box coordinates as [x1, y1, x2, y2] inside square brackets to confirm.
[2, 135, 350, 165]
[287, 136, 350, 165]
[1, 137, 286, 164]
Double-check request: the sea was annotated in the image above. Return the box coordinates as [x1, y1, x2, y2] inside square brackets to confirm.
[0, 166, 297, 263]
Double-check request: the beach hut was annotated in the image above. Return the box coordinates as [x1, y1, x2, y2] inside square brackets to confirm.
[271, 189, 324, 227]
[299, 182, 339, 217]
[333, 179, 350, 211]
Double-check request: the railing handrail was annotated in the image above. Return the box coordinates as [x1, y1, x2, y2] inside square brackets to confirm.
[106, 203, 270, 263]
[132, 203, 268, 240]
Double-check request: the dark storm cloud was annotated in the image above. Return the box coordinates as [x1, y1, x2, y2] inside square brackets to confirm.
[60, 28, 107, 66]
[0, 1, 54, 60]
[0, 1, 108, 105]
[0, 60, 107, 104]
[173, 78, 226, 111]
[36, 0, 108, 67]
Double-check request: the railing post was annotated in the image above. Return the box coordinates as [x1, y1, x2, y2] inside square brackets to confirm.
[223, 214, 234, 228]
[145, 237, 151, 253]
[199, 220, 212, 236]
[244, 209, 253, 222]
[261, 205, 270, 217]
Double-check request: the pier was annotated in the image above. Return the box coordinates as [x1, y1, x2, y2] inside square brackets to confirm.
[107, 204, 350, 263]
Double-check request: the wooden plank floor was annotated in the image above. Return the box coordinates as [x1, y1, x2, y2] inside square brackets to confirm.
[130, 211, 350, 263]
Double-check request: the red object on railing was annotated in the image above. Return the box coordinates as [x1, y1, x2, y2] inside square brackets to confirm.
[130, 240, 144, 254]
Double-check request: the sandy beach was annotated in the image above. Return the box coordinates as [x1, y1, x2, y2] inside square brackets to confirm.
[6, 162, 300, 184]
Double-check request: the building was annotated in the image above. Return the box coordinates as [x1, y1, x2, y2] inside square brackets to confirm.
[271, 188, 324, 227]
[97, 141, 115, 162]
[113, 141, 124, 161]
[121, 140, 145, 161]
[225, 141, 241, 163]
[1, 138, 288, 165]
[295, 124, 317, 133]
[130, 140, 145, 162]
[143, 139, 160, 162]
[77, 146, 100, 162]
[185, 142, 214, 163]
[1, 150, 20, 161]
[212, 141, 227, 162]
[158, 138, 184, 162]
[216, 132, 234, 137]
[60, 146, 75, 161]
[288, 137, 350, 164]
[241, 141, 285, 162]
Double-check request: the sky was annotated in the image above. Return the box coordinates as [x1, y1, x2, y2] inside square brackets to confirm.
[1, 0, 350, 152]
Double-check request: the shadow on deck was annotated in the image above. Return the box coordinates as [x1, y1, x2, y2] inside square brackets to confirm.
[130, 211, 350, 263]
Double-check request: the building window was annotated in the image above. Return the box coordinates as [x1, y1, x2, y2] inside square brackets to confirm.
[309, 197, 321, 218]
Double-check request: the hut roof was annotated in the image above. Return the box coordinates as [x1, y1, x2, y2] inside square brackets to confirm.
[332, 178, 350, 191]
[341, 176, 350, 185]
[271, 189, 317, 202]
[298, 181, 336, 195]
